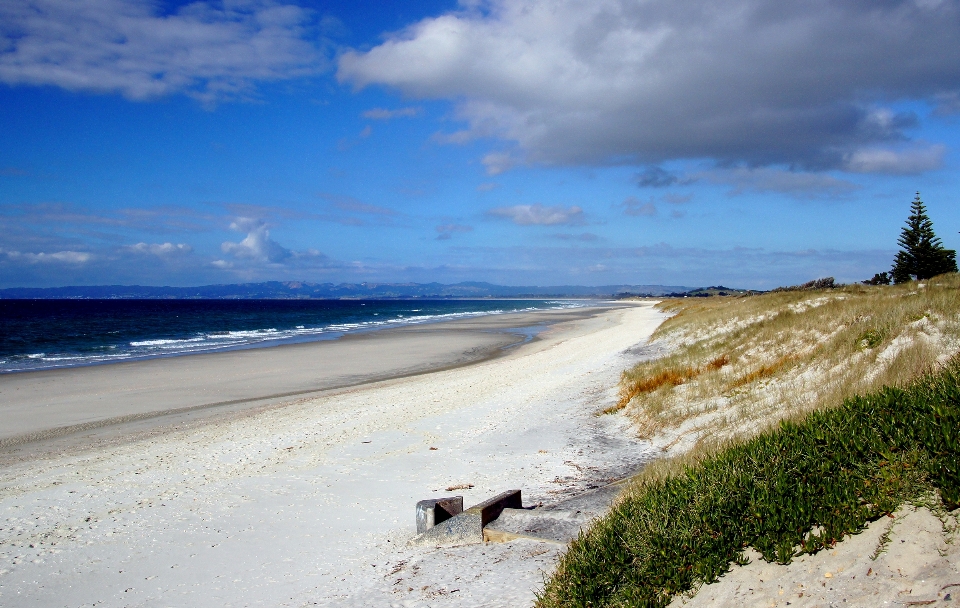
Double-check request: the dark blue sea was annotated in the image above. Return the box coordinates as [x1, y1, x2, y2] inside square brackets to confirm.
[0, 299, 587, 373]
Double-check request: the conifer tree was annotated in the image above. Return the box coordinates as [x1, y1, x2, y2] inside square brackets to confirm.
[891, 193, 957, 283]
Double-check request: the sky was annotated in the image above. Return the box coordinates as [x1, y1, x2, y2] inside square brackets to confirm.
[1, 0, 959, 290]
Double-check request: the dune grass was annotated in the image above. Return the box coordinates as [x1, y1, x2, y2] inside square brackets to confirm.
[537, 359, 960, 608]
[612, 274, 960, 446]
[536, 275, 960, 607]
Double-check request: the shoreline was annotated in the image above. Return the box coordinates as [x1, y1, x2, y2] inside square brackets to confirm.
[0, 301, 666, 607]
[0, 303, 618, 453]
[0, 299, 598, 376]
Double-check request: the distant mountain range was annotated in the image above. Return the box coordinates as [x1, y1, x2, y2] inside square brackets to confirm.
[0, 281, 698, 300]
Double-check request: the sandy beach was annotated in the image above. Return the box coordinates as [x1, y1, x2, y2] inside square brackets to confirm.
[0, 306, 604, 450]
[0, 301, 666, 606]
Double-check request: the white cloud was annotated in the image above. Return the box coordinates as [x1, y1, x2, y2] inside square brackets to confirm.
[423, 243, 893, 289]
[481, 152, 515, 176]
[0, 0, 325, 102]
[338, 0, 960, 170]
[488, 204, 584, 226]
[315, 193, 400, 228]
[221, 217, 291, 263]
[1, 248, 91, 263]
[361, 106, 422, 120]
[436, 223, 473, 240]
[553, 232, 601, 242]
[697, 167, 860, 198]
[844, 144, 946, 175]
[126, 242, 192, 255]
[621, 196, 657, 217]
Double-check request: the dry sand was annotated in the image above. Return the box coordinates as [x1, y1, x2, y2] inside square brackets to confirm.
[671, 504, 960, 608]
[0, 302, 667, 607]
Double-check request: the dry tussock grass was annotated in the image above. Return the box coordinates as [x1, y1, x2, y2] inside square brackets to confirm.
[616, 273, 960, 452]
[605, 355, 729, 414]
[728, 354, 797, 388]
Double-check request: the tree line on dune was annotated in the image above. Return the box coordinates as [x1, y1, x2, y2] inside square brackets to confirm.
[864, 192, 958, 286]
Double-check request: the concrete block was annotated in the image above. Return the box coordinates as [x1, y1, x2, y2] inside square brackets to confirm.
[409, 508, 484, 547]
[470, 489, 523, 527]
[416, 496, 463, 534]
[409, 490, 522, 547]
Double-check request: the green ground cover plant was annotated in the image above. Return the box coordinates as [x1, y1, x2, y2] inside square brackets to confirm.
[537, 360, 960, 608]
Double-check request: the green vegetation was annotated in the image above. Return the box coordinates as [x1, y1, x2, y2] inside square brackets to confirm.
[539, 273, 960, 606]
[891, 193, 957, 283]
[537, 360, 960, 608]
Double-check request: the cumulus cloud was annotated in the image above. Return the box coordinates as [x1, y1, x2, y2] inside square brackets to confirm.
[361, 106, 422, 120]
[338, 0, 960, 170]
[126, 242, 192, 255]
[1, 248, 91, 263]
[844, 144, 946, 175]
[488, 204, 585, 226]
[0, 0, 325, 102]
[221, 217, 291, 263]
[436, 223, 473, 240]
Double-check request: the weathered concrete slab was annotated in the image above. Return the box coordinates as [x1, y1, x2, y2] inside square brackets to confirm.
[415, 496, 463, 534]
[485, 482, 625, 543]
[484, 508, 591, 543]
[408, 507, 484, 547]
[409, 490, 523, 547]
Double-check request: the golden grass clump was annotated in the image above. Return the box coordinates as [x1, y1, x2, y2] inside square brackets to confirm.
[609, 355, 730, 414]
[615, 273, 960, 449]
[728, 354, 796, 388]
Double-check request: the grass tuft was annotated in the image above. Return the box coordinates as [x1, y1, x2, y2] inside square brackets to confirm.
[728, 354, 797, 389]
[856, 328, 885, 349]
[608, 355, 730, 415]
[705, 354, 730, 371]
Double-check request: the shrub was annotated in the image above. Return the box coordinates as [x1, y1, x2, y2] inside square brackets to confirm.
[772, 277, 836, 292]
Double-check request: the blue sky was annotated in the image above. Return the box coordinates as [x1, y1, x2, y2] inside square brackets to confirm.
[1, 0, 959, 290]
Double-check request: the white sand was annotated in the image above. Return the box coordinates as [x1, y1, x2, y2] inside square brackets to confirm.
[0, 302, 666, 607]
[671, 504, 960, 608]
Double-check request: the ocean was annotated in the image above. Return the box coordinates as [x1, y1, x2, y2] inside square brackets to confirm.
[0, 299, 588, 373]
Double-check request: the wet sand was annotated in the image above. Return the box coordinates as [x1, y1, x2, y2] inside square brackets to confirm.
[0, 305, 615, 449]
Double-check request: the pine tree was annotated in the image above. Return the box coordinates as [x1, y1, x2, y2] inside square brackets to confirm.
[891, 193, 958, 283]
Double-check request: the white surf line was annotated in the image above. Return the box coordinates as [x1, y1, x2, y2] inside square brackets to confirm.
[0, 302, 667, 608]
